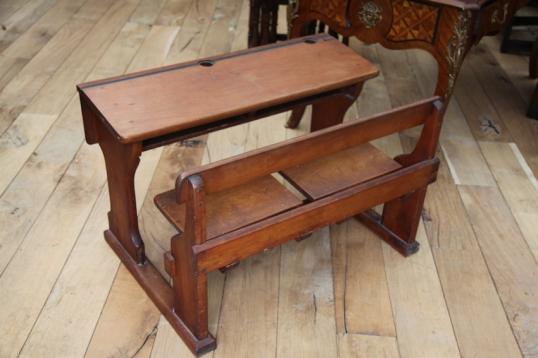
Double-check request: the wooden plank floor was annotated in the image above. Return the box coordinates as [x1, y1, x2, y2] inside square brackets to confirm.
[0, 0, 537, 357]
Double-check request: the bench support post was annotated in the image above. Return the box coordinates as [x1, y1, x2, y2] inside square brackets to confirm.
[355, 100, 444, 256]
[170, 235, 209, 340]
[356, 187, 426, 256]
[355, 209, 419, 256]
[355, 187, 427, 257]
[382, 187, 427, 245]
[105, 230, 216, 355]
[171, 175, 210, 340]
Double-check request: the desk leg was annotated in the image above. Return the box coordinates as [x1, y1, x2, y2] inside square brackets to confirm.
[285, 105, 307, 129]
[287, 87, 360, 130]
[310, 84, 363, 131]
[434, 8, 473, 101]
[96, 121, 145, 264]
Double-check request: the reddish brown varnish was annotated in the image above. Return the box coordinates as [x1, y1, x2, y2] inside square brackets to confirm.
[154, 97, 444, 354]
[155, 176, 303, 240]
[78, 34, 377, 144]
[280, 144, 402, 200]
[78, 34, 445, 356]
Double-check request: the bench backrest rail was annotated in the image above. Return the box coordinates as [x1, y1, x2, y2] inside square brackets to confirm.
[176, 97, 445, 247]
[176, 96, 443, 202]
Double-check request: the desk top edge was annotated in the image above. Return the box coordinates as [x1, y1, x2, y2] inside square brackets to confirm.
[77, 34, 336, 92]
[78, 33, 379, 144]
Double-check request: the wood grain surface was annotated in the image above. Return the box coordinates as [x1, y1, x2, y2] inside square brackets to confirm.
[78, 34, 378, 142]
[0, 1, 537, 357]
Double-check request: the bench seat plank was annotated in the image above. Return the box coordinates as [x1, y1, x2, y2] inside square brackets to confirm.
[77, 34, 378, 143]
[280, 143, 401, 200]
[155, 175, 302, 240]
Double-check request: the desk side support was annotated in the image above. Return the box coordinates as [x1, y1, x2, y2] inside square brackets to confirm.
[80, 95, 146, 263]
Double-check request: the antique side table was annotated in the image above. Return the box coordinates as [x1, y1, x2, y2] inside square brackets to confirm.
[249, 0, 527, 104]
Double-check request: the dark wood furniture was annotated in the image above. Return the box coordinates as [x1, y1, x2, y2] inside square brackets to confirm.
[248, 0, 351, 47]
[78, 30, 447, 355]
[154, 97, 443, 355]
[249, 0, 527, 127]
[249, 0, 289, 46]
[500, 1, 538, 64]
[527, 79, 538, 119]
[500, 2, 538, 119]
[77, 34, 379, 355]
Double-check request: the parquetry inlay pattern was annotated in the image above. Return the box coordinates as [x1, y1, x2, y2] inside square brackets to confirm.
[387, 0, 439, 43]
[308, 0, 349, 27]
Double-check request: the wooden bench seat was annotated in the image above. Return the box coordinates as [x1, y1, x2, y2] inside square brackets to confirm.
[155, 143, 401, 240]
[281, 143, 402, 200]
[155, 175, 303, 239]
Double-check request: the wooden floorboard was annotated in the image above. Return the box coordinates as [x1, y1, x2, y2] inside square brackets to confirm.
[15, 20, 173, 352]
[0, 1, 537, 357]
[0, 0, 139, 194]
[334, 40, 396, 341]
[383, 47, 523, 358]
[0, 0, 31, 25]
[0, 0, 90, 92]
[0, 0, 95, 126]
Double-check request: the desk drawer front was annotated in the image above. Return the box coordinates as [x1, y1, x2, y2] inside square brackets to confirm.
[296, 0, 442, 45]
[386, 0, 440, 43]
[305, 0, 350, 27]
[348, 0, 393, 40]
[346, 0, 440, 44]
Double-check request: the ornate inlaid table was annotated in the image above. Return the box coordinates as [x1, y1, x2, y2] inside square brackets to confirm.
[249, 0, 527, 103]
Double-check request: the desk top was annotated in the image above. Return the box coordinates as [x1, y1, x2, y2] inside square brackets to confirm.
[78, 34, 378, 144]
